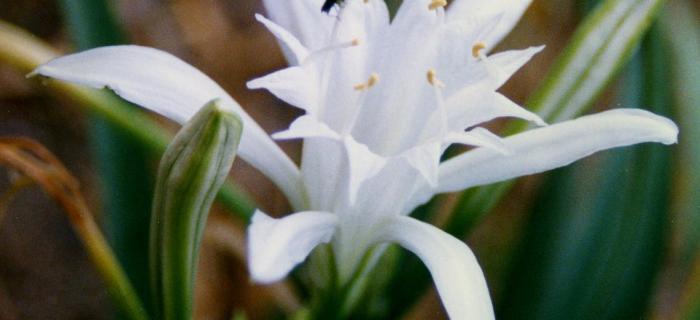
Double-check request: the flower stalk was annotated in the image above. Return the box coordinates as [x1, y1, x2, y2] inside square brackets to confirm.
[150, 100, 242, 320]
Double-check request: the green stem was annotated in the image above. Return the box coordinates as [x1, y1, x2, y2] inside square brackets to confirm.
[76, 212, 150, 320]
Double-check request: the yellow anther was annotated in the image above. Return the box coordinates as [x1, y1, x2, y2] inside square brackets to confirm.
[472, 42, 487, 58]
[354, 73, 380, 91]
[427, 69, 445, 87]
[428, 0, 447, 10]
[351, 38, 361, 46]
[367, 73, 380, 88]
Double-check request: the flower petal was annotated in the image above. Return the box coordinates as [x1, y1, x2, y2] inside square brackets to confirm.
[31, 45, 225, 123]
[444, 128, 511, 155]
[402, 142, 442, 187]
[247, 210, 338, 284]
[247, 66, 318, 114]
[255, 14, 309, 65]
[261, 0, 334, 51]
[300, 138, 346, 210]
[32, 45, 306, 209]
[446, 89, 546, 129]
[437, 109, 679, 193]
[272, 115, 339, 140]
[447, 0, 532, 48]
[344, 136, 387, 204]
[483, 46, 545, 89]
[377, 215, 494, 320]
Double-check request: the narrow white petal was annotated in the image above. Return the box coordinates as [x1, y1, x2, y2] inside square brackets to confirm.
[32, 45, 225, 123]
[272, 115, 339, 140]
[437, 109, 679, 193]
[342, 157, 424, 218]
[261, 0, 334, 51]
[378, 216, 494, 320]
[445, 128, 511, 155]
[247, 66, 318, 114]
[247, 210, 338, 284]
[255, 14, 309, 64]
[344, 136, 387, 204]
[402, 142, 442, 187]
[447, 0, 532, 47]
[446, 89, 546, 129]
[301, 138, 346, 211]
[32, 46, 305, 209]
[485, 46, 545, 89]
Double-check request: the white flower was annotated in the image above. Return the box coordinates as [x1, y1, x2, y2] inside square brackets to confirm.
[31, 0, 678, 318]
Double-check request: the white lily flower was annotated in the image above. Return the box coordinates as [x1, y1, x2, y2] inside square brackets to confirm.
[31, 0, 678, 318]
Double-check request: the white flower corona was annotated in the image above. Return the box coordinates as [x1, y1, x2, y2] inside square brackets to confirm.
[31, 0, 678, 319]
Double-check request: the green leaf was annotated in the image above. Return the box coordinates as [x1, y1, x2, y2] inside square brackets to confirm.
[662, 0, 700, 274]
[661, 2, 700, 318]
[498, 25, 672, 320]
[150, 100, 242, 320]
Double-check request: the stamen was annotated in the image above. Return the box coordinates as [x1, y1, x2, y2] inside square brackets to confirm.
[354, 73, 380, 91]
[471, 41, 507, 84]
[427, 69, 449, 134]
[345, 72, 380, 135]
[428, 0, 447, 10]
[366, 73, 380, 88]
[304, 37, 361, 64]
[427, 69, 445, 87]
[472, 42, 487, 59]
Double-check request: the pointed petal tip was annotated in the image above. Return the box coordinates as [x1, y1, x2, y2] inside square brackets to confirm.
[616, 108, 679, 145]
[246, 79, 261, 90]
[533, 116, 548, 127]
[247, 210, 338, 285]
[378, 216, 495, 320]
[25, 68, 39, 78]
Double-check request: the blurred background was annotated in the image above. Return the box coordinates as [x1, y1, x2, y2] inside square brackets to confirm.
[0, 0, 698, 319]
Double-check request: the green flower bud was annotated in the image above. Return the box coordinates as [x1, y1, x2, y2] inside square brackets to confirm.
[150, 99, 242, 320]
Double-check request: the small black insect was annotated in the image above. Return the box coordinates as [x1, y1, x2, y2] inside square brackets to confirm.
[321, 0, 343, 13]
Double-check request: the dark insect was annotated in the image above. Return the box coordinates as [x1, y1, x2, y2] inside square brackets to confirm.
[322, 0, 343, 13]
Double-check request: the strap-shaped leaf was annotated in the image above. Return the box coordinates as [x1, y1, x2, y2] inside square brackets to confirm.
[150, 100, 242, 320]
[499, 26, 672, 319]
[662, 2, 700, 318]
[526, 0, 666, 123]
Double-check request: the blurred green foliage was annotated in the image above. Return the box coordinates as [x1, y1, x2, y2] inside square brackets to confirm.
[499, 25, 672, 319]
[57, 0, 154, 311]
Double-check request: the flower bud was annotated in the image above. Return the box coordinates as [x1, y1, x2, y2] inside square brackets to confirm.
[150, 98, 242, 320]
